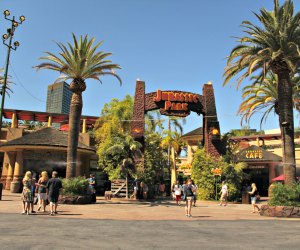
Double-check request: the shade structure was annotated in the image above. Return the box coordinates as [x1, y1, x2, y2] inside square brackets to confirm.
[272, 174, 285, 181]
[272, 174, 300, 182]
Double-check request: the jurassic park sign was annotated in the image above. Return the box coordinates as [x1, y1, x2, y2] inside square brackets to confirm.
[153, 90, 199, 112]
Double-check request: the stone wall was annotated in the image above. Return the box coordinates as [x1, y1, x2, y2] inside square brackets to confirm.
[260, 205, 300, 218]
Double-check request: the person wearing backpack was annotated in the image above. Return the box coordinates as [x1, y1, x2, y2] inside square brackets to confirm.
[183, 179, 195, 217]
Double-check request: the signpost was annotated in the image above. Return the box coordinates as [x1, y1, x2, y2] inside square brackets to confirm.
[211, 168, 222, 200]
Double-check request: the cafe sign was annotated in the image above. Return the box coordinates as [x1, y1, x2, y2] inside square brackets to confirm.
[245, 150, 263, 159]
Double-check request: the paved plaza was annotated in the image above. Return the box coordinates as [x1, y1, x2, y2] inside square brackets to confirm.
[0, 191, 300, 249]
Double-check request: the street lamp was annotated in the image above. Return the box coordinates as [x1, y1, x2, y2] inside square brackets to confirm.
[211, 167, 222, 200]
[0, 10, 25, 133]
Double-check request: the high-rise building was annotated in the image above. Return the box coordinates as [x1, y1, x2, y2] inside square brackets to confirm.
[46, 82, 72, 114]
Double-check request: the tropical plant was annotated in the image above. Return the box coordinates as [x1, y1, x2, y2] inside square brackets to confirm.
[191, 148, 244, 201]
[35, 34, 121, 178]
[269, 182, 300, 206]
[238, 73, 300, 129]
[95, 96, 142, 180]
[141, 132, 169, 198]
[62, 177, 89, 196]
[0, 68, 14, 97]
[223, 0, 300, 184]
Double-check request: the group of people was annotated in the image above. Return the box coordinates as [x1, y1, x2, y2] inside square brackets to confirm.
[173, 180, 261, 216]
[131, 180, 149, 200]
[219, 181, 261, 213]
[172, 179, 198, 217]
[21, 170, 62, 216]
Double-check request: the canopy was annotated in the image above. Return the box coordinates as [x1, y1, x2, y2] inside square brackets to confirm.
[272, 174, 300, 181]
[272, 174, 285, 181]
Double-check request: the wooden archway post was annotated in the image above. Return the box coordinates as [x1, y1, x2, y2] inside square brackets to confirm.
[130, 80, 145, 168]
[202, 83, 222, 158]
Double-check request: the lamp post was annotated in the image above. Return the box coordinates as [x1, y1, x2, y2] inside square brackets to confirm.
[0, 10, 25, 133]
[211, 167, 222, 200]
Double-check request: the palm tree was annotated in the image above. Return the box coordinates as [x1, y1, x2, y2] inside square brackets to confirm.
[35, 34, 121, 178]
[223, 0, 300, 184]
[0, 68, 14, 97]
[238, 73, 300, 129]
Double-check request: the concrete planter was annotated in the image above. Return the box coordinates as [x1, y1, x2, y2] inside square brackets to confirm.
[58, 194, 92, 204]
[260, 205, 300, 218]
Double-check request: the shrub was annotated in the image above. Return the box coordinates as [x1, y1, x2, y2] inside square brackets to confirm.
[62, 177, 89, 196]
[268, 182, 300, 206]
[191, 148, 244, 201]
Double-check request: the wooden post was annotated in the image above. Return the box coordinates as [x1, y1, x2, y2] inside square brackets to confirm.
[47, 116, 52, 127]
[82, 118, 87, 133]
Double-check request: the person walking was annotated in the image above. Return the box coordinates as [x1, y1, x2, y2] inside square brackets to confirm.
[248, 183, 260, 213]
[36, 171, 49, 212]
[219, 181, 228, 206]
[191, 180, 198, 207]
[88, 174, 96, 203]
[140, 181, 149, 200]
[183, 179, 195, 217]
[173, 181, 182, 205]
[46, 171, 63, 216]
[21, 171, 35, 215]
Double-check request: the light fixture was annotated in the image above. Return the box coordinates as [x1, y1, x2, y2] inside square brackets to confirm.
[14, 41, 20, 47]
[4, 10, 10, 17]
[19, 15, 25, 22]
[2, 34, 8, 40]
[13, 22, 18, 27]
[212, 128, 219, 135]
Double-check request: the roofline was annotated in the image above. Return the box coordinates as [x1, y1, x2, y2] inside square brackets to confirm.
[229, 133, 281, 142]
[0, 145, 95, 153]
[3, 108, 99, 124]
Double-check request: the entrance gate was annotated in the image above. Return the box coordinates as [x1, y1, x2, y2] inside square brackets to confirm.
[130, 80, 222, 182]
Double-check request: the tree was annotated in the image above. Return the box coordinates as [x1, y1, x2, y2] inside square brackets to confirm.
[0, 68, 14, 97]
[95, 96, 142, 180]
[238, 73, 300, 129]
[35, 34, 121, 178]
[224, 0, 300, 184]
[191, 148, 245, 201]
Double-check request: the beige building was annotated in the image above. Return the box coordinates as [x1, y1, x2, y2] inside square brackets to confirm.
[0, 109, 98, 193]
[179, 127, 300, 195]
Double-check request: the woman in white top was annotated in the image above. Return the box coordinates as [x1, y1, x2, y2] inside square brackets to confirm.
[219, 181, 228, 206]
[173, 181, 182, 205]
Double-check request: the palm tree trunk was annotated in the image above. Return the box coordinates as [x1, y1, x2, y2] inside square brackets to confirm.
[277, 71, 296, 184]
[66, 92, 83, 178]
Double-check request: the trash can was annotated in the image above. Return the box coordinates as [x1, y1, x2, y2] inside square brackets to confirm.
[242, 192, 250, 204]
[0, 182, 3, 200]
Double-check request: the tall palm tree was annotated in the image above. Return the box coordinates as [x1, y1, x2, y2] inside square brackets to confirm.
[238, 73, 300, 129]
[36, 34, 121, 178]
[224, 0, 300, 184]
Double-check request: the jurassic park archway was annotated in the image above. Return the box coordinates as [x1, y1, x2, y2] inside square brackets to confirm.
[130, 80, 222, 161]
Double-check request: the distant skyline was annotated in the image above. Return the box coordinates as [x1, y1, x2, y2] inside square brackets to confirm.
[1, 0, 299, 134]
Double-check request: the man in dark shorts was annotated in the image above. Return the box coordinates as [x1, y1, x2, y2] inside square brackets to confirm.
[46, 171, 62, 216]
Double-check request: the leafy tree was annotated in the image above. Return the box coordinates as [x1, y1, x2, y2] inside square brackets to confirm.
[224, 0, 300, 184]
[191, 148, 244, 201]
[95, 96, 141, 180]
[141, 132, 168, 198]
[35, 34, 121, 178]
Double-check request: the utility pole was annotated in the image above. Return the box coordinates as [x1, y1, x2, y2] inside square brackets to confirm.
[0, 10, 25, 133]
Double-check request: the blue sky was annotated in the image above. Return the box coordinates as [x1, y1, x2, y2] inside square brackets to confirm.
[1, 0, 299, 134]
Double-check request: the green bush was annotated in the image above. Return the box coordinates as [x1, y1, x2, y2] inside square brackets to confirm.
[268, 182, 300, 206]
[191, 148, 244, 201]
[62, 177, 89, 196]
